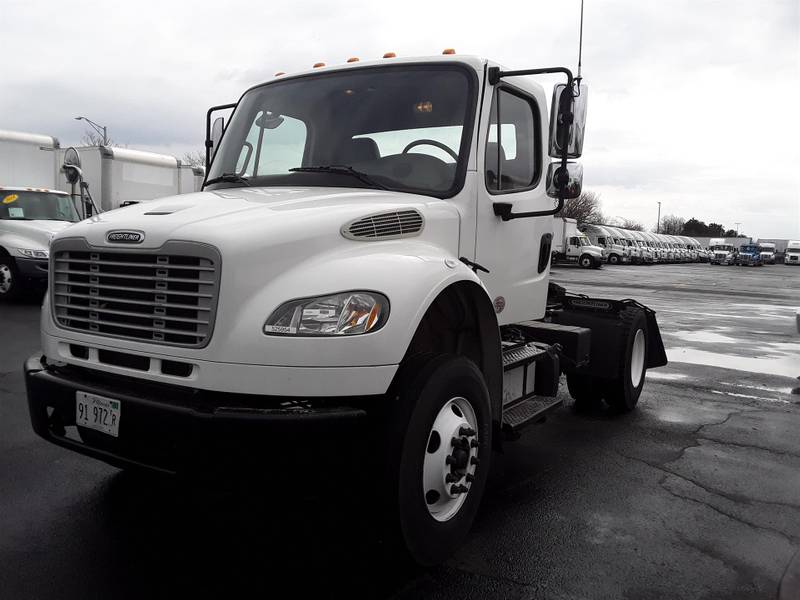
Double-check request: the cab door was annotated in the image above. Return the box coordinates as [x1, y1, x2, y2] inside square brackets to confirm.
[474, 79, 552, 325]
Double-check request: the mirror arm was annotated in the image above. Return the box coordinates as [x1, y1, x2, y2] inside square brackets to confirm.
[205, 102, 237, 172]
[489, 65, 575, 222]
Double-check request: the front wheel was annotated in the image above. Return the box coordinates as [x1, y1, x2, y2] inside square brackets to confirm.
[608, 254, 620, 265]
[0, 254, 22, 302]
[579, 254, 594, 269]
[384, 354, 492, 566]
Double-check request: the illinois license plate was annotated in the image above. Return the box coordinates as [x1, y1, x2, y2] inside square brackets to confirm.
[76, 391, 121, 437]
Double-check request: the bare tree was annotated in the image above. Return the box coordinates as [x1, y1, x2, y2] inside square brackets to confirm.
[609, 217, 645, 231]
[80, 129, 117, 147]
[556, 190, 605, 224]
[655, 214, 685, 235]
[182, 150, 206, 168]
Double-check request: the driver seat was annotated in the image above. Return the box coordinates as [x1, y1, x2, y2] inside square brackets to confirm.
[340, 138, 380, 164]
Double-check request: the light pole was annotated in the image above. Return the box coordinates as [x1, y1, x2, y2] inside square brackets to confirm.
[734, 222, 742, 237]
[656, 201, 661, 234]
[74, 116, 108, 146]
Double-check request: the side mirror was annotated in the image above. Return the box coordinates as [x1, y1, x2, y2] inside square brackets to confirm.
[548, 83, 587, 159]
[546, 162, 583, 199]
[211, 117, 225, 156]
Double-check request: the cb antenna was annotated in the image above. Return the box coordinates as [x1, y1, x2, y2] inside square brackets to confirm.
[575, 0, 585, 92]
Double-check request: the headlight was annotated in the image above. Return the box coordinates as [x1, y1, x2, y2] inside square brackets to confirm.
[17, 248, 49, 259]
[264, 291, 389, 336]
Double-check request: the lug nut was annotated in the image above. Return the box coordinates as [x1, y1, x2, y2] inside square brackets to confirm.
[466, 473, 475, 483]
[445, 473, 459, 483]
[450, 484, 469, 495]
[445, 456, 457, 466]
[459, 426, 476, 437]
[470, 439, 479, 448]
[470, 456, 480, 466]
[451, 437, 467, 449]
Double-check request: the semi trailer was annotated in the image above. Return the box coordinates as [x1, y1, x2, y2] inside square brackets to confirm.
[24, 52, 667, 565]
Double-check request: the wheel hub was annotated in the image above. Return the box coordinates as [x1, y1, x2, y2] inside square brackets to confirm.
[423, 397, 479, 522]
[0, 264, 12, 294]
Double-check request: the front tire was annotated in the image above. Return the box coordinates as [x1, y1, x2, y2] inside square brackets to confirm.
[385, 354, 492, 566]
[0, 253, 22, 302]
[608, 254, 620, 265]
[579, 254, 594, 269]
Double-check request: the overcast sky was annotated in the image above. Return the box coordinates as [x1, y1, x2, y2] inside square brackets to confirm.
[2, 0, 798, 238]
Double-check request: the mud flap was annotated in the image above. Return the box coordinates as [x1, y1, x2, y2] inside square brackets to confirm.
[548, 294, 668, 377]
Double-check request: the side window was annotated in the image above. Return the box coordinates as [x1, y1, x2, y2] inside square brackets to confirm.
[237, 111, 307, 176]
[485, 88, 540, 192]
[569, 237, 578, 246]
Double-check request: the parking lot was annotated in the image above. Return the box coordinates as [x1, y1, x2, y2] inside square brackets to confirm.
[1, 262, 798, 599]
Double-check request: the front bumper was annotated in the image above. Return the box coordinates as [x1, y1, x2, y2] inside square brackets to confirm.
[25, 353, 369, 474]
[16, 257, 49, 280]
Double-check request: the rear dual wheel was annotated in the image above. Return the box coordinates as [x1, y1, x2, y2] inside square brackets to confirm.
[567, 308, 649, 412]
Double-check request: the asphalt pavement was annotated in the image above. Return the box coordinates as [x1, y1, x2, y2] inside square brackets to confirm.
[1, 262, 798, 599]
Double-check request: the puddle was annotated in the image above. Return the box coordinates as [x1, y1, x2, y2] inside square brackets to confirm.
[668, 330, 739, 344]
[711, 390, 790, 404]
[646, 371, 689, 381]
[667, 347, 799, 378]
[721, 382, 795, 395]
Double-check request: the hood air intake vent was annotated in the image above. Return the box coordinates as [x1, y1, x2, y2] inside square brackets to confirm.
[342, 209, 424, 240]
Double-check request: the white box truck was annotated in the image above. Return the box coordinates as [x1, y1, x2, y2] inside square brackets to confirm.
[553, 217, 604, 267]
[56, 146, 183, 211]
[24, 53, 667, 565]
[0, 129, 60, 189]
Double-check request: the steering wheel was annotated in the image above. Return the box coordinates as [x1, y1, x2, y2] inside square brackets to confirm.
[402, 139, 459, 162]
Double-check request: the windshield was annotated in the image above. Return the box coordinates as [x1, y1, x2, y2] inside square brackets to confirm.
[208, 65, 477, 197]
[578, 235, 592, 247]
[1, 191, 79, 222]
[712, 245, 734, 252]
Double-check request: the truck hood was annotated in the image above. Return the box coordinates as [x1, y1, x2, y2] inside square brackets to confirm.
[55, 187, 459, 252]
[0, 219, 74, 251]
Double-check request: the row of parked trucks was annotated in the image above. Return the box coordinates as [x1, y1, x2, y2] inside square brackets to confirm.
[708, 239, 798, 266]
[551, 217, 711, 268]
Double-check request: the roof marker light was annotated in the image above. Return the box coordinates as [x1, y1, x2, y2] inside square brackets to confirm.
[313, 62, 326, 68]
[382, 52, 397, 58]
[274, 71, 285, 76]
[347, 57, 360, 63]
[442, 48, 456, 55]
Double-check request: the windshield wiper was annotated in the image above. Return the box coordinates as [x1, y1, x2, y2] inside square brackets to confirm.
[289, 165, 388, 190]
[205, 173, 251, 187]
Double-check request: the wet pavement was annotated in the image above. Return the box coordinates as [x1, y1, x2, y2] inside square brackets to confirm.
[1, 263, 799, 599]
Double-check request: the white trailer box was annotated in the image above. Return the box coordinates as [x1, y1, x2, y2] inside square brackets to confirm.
[0, 129, 60, 188]
[57, 146, 181, 211]
[178, 164, 205, 194]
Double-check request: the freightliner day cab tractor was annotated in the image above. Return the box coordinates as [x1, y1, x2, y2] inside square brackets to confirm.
[785, 241, 800, 265]
[758, 242, 775, 265]
[709, 238, 736, 265]
[579, 223, 628, 264]
[0, 187, 80, 300]
[24, 52, 668, 565]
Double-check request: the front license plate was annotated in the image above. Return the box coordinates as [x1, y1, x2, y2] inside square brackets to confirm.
[76, 391, 121, 437]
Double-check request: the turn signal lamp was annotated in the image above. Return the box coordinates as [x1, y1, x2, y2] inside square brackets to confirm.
[313, 62, 326, 68]
[382, 52, 397, 58]
[442, 48, 456, 55]
[347, 57, 360, 63]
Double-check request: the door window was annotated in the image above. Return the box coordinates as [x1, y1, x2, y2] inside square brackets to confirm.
[485, 88, 540, 192]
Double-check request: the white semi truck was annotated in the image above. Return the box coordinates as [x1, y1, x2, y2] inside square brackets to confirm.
[709, 238, 736, 265]
[24, 53, 667, 565]
[553, 217, 604, 267]
[785, 241, 800, 265]
[579, 224, 628, 264]
[758, 242, 776, 264]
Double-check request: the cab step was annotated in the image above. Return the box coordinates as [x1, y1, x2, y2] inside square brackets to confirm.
[502, 396, 563, 437]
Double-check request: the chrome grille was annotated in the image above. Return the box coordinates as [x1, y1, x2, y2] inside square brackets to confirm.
[342, 209, 424, 240]
[51, 239, 220, 348]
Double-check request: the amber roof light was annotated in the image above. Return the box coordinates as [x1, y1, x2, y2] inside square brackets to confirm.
[442, 48, 456, 55]
[382, 52, 397, 58]
[347, 57, 360, 63]
[313, 62, 326, 68]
